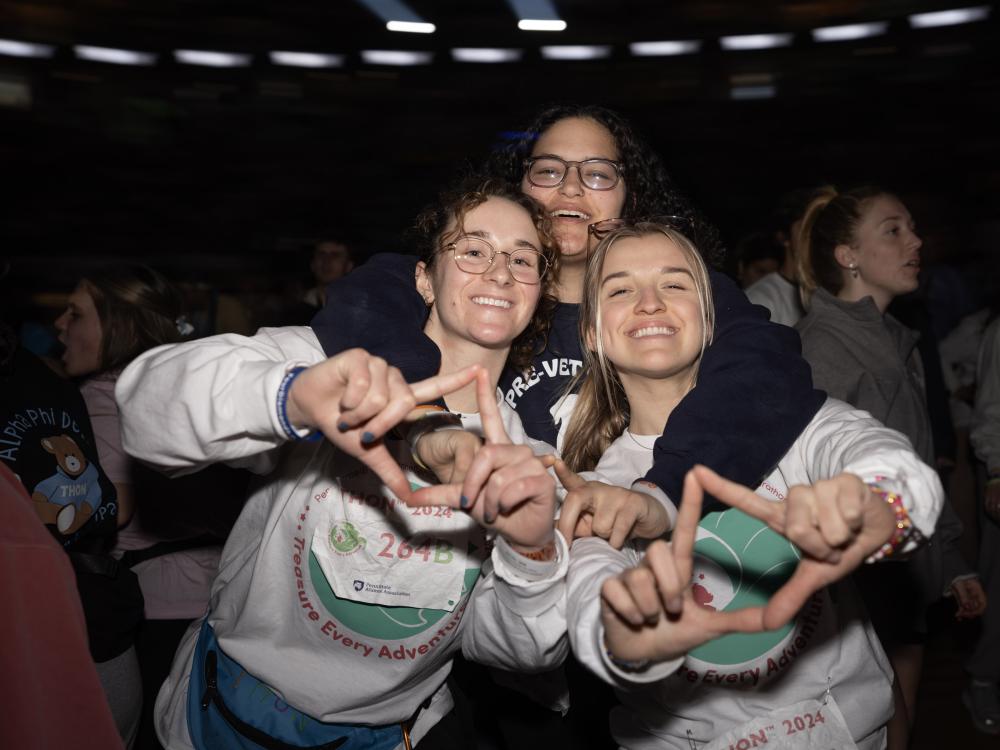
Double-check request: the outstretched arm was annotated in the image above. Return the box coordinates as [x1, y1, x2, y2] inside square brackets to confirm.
[642, 271, 825, 505]
[309, 253, 442, 382]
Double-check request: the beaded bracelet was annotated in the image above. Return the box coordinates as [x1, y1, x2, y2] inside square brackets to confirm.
[865, 484, 913, 563]
[276, 367, 322, 442]
[988, 469, 1000, 487]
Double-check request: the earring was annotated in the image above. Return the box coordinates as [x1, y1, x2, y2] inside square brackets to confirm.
[849, 263, 859, 279]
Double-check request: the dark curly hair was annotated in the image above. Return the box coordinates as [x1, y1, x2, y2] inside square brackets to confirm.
[485, 103, 725, 267]
[412, 176, 560, 374]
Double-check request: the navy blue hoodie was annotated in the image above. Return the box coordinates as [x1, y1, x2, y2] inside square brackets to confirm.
[311, 253, 824, 504]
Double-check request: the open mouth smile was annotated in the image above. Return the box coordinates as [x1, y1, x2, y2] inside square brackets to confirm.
[628, 325, 677, 339]
[472, 296, 513, 309]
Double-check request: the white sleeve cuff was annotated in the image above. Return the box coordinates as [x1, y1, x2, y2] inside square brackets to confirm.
[490, 531, 569, 617]
[629, 480, 678, 533]
[597, 624, 684, 685]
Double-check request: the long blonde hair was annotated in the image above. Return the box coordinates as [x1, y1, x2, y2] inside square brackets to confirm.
[561, 223, 715, 472]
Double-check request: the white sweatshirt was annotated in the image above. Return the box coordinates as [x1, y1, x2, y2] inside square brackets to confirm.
[116, 327, 568, 749]
[568, 399, 943, 750]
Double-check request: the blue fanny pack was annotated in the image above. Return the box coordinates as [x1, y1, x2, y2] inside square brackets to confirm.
[186, 620, 406, 750]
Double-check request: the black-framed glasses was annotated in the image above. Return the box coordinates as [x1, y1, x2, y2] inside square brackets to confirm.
[588, 215, 694, 242]
[524, 156, 623, 191]
[443, 236, 549, 285]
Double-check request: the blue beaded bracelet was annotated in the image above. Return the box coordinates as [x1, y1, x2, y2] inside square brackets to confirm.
[276, 367, 322, 442]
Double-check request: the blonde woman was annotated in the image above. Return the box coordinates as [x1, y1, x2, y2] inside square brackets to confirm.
[559, 221, 943, 749]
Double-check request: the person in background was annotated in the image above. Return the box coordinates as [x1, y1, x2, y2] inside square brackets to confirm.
[0, 318, 143, 748]
[0, 459, 125, 750]
[795, 186, 986, 747]
[966, 293, 1000, 734]
[304, 238, 356, 310]
[54, 265, 238, 750]
[745, 186, 829, 327]
[733, 231, 783, 289]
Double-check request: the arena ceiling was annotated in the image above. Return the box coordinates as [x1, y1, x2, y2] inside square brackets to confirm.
[1, 1, 998, 282]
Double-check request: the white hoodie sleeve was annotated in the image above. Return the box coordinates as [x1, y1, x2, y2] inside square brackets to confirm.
[785, 398, 944, 547]
[567, 537, 683, 687]
[115, 327, 326, 475]
[460, 531, 569, 673]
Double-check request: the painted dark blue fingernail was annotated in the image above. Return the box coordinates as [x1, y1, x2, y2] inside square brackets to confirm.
[460, 495, 470, 509]
[484, 511, 495, 524]
[337, 421, 349, 432]
[361, 431, 375, 445]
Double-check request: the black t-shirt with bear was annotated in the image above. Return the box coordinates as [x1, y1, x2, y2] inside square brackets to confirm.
[0, 347, 142, 661]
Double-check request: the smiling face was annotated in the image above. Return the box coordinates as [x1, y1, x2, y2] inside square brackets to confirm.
[592, 233, 707, 386]
[54, 283, 103, 377]
[417, 196, 543, 354]
[838, 194, 922, 309]
[521, 117, 626, 266]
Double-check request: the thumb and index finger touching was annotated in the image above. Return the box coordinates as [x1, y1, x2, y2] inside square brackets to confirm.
[346, 363, 480, 505]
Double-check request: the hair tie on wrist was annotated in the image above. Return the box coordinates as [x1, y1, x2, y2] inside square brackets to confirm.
[404, 408, 465, 470]
[605, 647, 650, 672]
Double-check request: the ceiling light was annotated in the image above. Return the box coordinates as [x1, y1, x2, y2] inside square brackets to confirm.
[508, 0, 565, 30]
[451, 48, 522, 63]
[730, 85, 777, 100]
[175, 50, 251, 67]
[629, 40, 701, 56]
[269, 51, 345, 68]
[909, 6, 990, 28]
[518, 19, 567, 31]
[386, 21, 435, 33]
[541, 45, 611, 61]
[74, 45, 156, 66]
[356, 0, 434, 33]
[361, 49, 433, 65]
[720, 33, 793, 51]
[0, 38, 55, 58]
[811, 22, 889, 42]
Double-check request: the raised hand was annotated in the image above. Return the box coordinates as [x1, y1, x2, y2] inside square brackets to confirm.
[409, 369, 557, 552]
[285, 348, 479, 501]
[601, 470, 766, 665]
[690, 465, 896, 630]
[554, 459, 672, 549]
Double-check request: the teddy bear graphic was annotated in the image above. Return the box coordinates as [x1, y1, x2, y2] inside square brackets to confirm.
[31, 434, 103, 535]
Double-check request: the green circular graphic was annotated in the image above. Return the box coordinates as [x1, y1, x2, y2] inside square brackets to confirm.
[308, 549, 481, 640]
[688, 509, 800, 666]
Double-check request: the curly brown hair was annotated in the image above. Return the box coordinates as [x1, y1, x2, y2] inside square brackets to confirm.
[413, 176, 559, 374]
[485, 103, 726, 267]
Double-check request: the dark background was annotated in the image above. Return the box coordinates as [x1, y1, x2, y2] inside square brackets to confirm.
[1, 0, 998, 291]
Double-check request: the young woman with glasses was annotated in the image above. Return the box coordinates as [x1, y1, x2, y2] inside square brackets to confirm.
[558, 220, 943, 750]
[115, 179, 571, 750]
[312, 104, 824, 549]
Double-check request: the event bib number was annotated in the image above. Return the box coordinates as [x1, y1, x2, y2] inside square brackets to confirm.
[702, 697, 857, 750]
